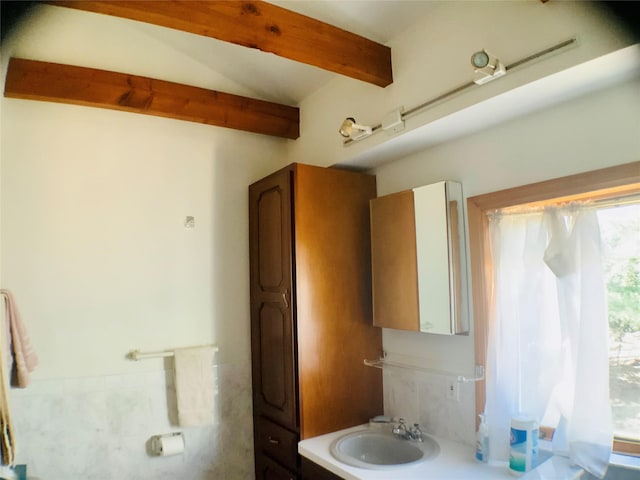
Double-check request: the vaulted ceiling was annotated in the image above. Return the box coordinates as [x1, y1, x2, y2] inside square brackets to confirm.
[2, 1, 438, 139]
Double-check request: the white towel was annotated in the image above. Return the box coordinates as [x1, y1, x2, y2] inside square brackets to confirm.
[173, 346, 215, 427]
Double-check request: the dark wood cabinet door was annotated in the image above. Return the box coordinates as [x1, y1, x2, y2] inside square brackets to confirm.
[301, 458, 343, 480]
[255, 454, 299, 480]
[249, 169, 298, 430]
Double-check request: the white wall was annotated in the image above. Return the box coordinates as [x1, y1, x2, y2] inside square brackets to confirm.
[1, 6, 288, 479]
[1, 101, 287, 378]
[1, 1, 289, 382]
[0, 103, 283, 480]
[374, 77, 640, 198]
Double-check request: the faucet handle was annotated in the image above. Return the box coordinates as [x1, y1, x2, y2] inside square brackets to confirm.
[392, 418, 407, 436]
[409, 423, 424, 442]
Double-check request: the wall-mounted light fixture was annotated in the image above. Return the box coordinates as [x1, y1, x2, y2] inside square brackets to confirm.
[338, 117, 373, 141]
[470, 49, 506, 85]
[339, 38, 576, 146]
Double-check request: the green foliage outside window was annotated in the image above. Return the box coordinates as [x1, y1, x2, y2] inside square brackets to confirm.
[599, 203, 640, 441]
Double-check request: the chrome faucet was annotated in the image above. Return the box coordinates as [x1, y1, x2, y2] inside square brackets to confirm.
[392, 418, 424, 442]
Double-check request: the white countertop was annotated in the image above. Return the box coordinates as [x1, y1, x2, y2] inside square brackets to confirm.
[298, 425, 585, 480]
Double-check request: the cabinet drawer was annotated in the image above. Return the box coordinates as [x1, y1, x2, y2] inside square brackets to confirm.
[255, 416, 299, 471]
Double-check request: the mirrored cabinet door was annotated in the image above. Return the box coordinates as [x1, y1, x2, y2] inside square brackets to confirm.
[370, 180, 469, 335]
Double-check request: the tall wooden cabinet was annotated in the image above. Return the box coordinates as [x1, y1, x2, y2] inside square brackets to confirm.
[249, 163, 383, 480]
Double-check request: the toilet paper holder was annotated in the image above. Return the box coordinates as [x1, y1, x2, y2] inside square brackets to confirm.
[150, 432, 185, 457]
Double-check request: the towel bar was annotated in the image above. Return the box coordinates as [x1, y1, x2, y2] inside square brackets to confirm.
[363, 357, 484, 383]
[127, 345, 219, 361]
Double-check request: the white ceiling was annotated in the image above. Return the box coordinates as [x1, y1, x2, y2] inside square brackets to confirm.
[268, 0, 439, 44]
[0, 0, 438, 108]
[95, 1, 441, 106]
[5, 0, 638, 164]
[8, 1, 636, 112]
[68, 1, 638, 169]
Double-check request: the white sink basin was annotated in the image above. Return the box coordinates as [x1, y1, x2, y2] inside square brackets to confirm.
[329, 428, 439, 470]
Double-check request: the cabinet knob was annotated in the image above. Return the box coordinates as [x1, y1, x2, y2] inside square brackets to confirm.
[282, 289, 289, 309]
[268, 435, 280, 445]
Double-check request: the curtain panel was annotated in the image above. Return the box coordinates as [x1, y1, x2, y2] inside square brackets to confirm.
[485, 204, 612, 478]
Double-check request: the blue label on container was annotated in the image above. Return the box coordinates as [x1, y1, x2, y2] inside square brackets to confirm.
[510, 427, 527, 448]
[509, 427, 538, 473]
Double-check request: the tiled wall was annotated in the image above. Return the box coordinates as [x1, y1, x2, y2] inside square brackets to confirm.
[9, 364, 253, 480]
[383, 368, 476, 446]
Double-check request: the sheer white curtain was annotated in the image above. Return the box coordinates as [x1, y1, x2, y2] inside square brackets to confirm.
[485, 204, 612, 478]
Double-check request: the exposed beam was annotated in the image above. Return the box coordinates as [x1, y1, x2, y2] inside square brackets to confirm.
[47, 0, 393, 87]
[4, 58, 300, 139]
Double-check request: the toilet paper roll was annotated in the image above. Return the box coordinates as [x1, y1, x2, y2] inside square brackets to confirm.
[151, 433, 185, 457]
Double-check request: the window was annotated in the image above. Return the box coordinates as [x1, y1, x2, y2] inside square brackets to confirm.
[467, 161, 640, 457]
[599, 201, 640, 445]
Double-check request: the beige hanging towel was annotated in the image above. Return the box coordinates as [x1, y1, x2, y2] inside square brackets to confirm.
[173, 346, 215, 427]
[0, 290, 38, 388]
[0, 316, 15, 466]
[0, 341, 16, 466]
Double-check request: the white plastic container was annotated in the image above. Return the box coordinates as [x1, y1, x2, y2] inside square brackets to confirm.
[509, 416, 538, 476]
[475, 413, 489, 463]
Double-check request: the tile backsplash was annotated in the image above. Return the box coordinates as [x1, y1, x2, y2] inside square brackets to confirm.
[383, 367, 476, 446]
[10, 360, 474, 479]
[9, 363, 253, 480]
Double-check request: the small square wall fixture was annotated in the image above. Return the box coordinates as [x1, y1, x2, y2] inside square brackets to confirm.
[382, 107, 405, 134]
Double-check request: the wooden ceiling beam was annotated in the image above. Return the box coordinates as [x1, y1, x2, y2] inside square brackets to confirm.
[47, 0, 393, 87]
[4, 58, 300, 139]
